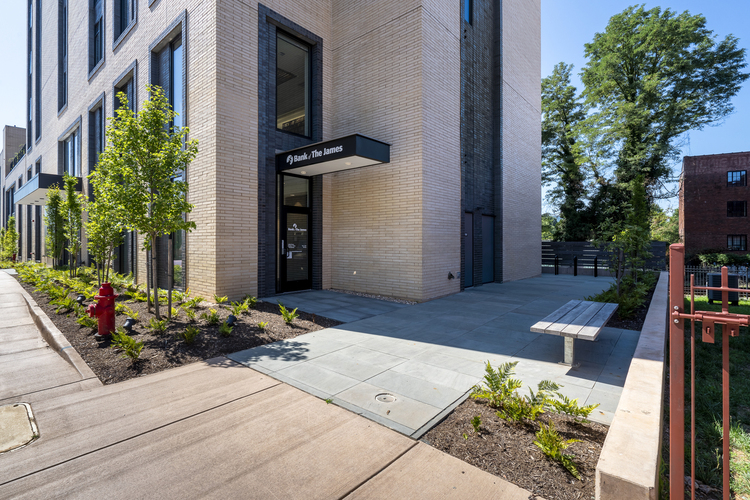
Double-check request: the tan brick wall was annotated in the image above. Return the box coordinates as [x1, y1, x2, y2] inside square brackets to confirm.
[501, 0, 542, 282]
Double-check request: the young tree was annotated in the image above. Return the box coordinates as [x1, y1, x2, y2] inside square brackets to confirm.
[86, 180, 124, 286]
[45, 184, 66, 268]
[62, 175, 84, 277]
[2, 216, 18, 261]
[542, 63, 592, 241]
[581, 6, 749, 196]
[97, 85, 197, 319]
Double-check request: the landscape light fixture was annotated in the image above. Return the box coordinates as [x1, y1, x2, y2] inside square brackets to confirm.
[76, 294, 86, 305]
[226, 315, 237, 327]
[123, 317, 136, 333]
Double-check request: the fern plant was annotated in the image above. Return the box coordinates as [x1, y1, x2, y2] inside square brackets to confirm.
[219, 321, 234, 337]
[177, 325, 200, 345]
[201, 308, 221, 325]
[230, 301, 249, 316]
[122, 306, 139, 321]
[497, 396, 545, 423]
[534, 421, 582, 480]
[51, 296, 77, 314]
[278, 303, 299, 324]
[149, 318, 168, 334]
[110, 328, 144, 362]
[76, 315, 98, 330]
[184, 296, 205, 309]
[184, 308, 197, 322]
[551, 395, 599, 422]
[471, 361, 522, 408]
[213, 294, 228, 305]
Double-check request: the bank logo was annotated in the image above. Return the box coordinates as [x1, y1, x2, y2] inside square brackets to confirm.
[286, 155, 294, 165]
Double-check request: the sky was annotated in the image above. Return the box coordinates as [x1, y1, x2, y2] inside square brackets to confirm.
[0, 1, 748, 211]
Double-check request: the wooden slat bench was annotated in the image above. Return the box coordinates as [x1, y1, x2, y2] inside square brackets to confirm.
[530, 300, 618, 367]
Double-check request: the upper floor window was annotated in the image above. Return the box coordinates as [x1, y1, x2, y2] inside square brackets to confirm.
[115, 75, 135, 111]
[727, 201, 747, 218]
[463, 0, 473, 24]
[114, 0, 135, 42]
[728, 235, 747, 251]
[728, 170, 747, 187]
[276, 32, 310, 137]
[90, 0, 104, 71]
[58, 0, 68, 111]
[62, 129, 80, 177]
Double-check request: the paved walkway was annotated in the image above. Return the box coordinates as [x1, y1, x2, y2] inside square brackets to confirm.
[263, 289, 409, 323]
[230, 274, 634, 436]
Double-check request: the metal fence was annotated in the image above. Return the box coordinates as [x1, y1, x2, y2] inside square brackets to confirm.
[684, 265, 750, 299]
[541, 241, 668, 275]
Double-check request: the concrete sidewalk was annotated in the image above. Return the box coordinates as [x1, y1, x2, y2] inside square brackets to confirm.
[230, 274, 631, 436]
[0, 271, 100, 406]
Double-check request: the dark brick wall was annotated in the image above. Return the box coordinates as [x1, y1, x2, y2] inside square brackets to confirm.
[680, 152, 750, 254]
[461, 0, 502, 288]
[257, 5, 323, 297]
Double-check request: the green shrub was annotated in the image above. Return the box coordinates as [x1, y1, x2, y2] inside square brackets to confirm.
[123, 306, 139, 321]
[76, 315, 98, 330]
[471, 361, 522, 408]
[213, 294, 228, 305]
[51, 296, 77, 314]
[148, 318, 168, 334]
[243, 295, 257, 308]
[177, 325, 200, 345]
[201, 308, 221, 326]
[498, 395, 546, 424]
[184, 296, 205, 309]
[230, 301, 249, 316]
[534, 421, 582, 480]
[278, 303, 299, 324]
[586, 272, 657, 319]
[219, 321, 234, 337]
[184, 308, 197, 322]
[470, 415, 481, 433]
[110, 328, 144, 362]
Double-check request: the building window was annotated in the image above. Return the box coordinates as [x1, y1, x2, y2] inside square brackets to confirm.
[58, 0, 68, 111]
[35, 158, 41, 175]
[90, 0, 104, 72]
[728, 235, 747, 251]
[62, 129, 81, 177]
[463, 0, 473, 24]
[728, 170, 747, 187]
[276, 32, 310, 137]
[89, 100, 104, 181]
[27, 0, 33, 146]
[727, 201, 747, 218]
[114, 0, 135, 42]
[115, 76, 135, 110]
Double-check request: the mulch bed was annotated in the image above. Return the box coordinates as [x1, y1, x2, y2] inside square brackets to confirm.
[17, 279, 340, 385]
[423, 398, 608, 499]
[605, 275, 659, 332]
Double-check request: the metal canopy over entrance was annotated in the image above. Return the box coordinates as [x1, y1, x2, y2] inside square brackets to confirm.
[276, 134, 390, 177]
[14, 173, 83, 206]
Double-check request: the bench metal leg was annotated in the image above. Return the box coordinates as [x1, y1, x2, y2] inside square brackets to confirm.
[560, 337, 580, 368]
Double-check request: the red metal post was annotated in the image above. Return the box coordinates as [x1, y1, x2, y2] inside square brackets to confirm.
[723, 326, 731, 500]
[669, 244, 686, 500]
[691, 274, 696, 500]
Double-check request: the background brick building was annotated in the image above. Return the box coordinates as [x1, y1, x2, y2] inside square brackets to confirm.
[680, 151, 750, 255]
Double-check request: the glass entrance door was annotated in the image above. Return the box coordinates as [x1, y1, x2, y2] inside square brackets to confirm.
[279, 175, 311, 292]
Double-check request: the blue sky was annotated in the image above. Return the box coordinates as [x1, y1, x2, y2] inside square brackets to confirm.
[0, 1, 748, 212]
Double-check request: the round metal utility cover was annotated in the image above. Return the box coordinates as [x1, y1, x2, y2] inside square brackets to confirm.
[0, 403, 39, 454]
[375, 393, 396, 403]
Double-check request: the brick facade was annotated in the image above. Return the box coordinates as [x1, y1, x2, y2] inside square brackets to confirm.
[680, 152, 750, 255]
[4, 0, 541, 303]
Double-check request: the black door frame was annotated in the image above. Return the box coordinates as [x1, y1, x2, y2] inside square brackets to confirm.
[277, 174, 312, 293]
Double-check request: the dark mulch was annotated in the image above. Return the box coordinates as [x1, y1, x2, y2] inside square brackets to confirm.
[18, 279, 341, 385]
[605, 275, 660, 332]
[423, 398, 608, 499]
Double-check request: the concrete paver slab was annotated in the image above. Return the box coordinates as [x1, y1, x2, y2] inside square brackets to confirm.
[276, 361, 361, 394]
[336, 381, 442, 432]
[0, 349, 85, 402]
[2, 384, 417, 500]
[344, 442, 538, 500]
[0, 403, 37, 454]
[306, 345, 406, 380]
[389, 360, 479, 392]
[366, 370, 465, 408]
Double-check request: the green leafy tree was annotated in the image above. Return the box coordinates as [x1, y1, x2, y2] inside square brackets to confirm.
[62, 175, 85, 277]
[44, 185, 66, 267]
[2, 216, 18, 261]
[650, 207, 679, 244]
[581, 5, 749, 198]
[86, 177, 124, 286]
[97, 85, 197, 319]
[542, 63, 592, 241]
[541, 213, 557, 241]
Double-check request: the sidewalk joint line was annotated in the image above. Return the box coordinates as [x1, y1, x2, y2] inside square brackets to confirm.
[0, 381, 282, 487]
[335, 441, 419, 500]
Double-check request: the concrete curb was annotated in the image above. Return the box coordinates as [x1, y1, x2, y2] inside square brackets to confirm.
[596, 271, 668, 500]
[15, 278, 101, 384]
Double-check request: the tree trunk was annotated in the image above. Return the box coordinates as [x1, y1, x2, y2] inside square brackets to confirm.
[152, 235, 160, 320]
[146, 248, 152, 313]
[167, 233, 173, 320]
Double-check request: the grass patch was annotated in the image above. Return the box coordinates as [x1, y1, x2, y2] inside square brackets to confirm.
[684, 295, 750, 491]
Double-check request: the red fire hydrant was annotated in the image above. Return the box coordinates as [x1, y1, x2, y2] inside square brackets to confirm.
[87, 283, 119, 339]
